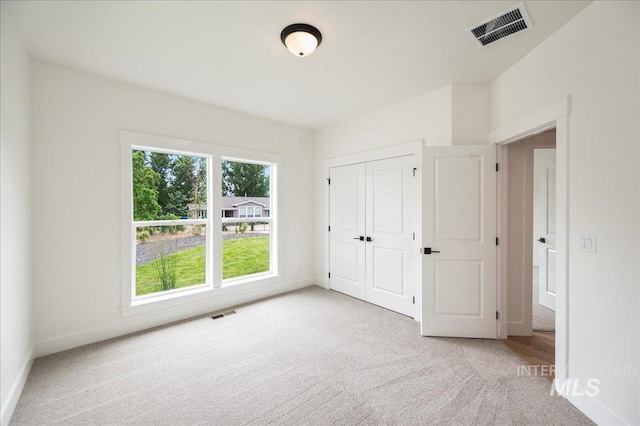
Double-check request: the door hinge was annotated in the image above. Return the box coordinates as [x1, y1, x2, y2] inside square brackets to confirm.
[496, 311, 499, 320]
[328, 272, 331, 279]
[496, 163, 499, 172]
[327, 178, 330, 185]
[412, 232, 415, 241]
[496, 237, 499, 246]
[328, 226, 330, 232]
[412, 167, 417, 177]
[412, 296, 415, 305]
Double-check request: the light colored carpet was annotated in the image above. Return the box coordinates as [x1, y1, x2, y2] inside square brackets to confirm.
[11, 286, 590, 425]
[533, 266, 556, 332]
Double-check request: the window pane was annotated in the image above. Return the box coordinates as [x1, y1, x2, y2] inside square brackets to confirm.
[132, 150, 207, 221]
[135, 224, 206, 296]
[221, 160, 271, 280]
[223, 232, 270, 280]
[221, 161, 270, 220]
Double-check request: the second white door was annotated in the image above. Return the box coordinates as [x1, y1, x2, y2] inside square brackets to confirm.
[329, 155, 417, 317]
[536, 149, 557, 311]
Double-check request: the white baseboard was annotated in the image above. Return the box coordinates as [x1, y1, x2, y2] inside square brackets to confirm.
[35, 278, 315, 358]
[566, 385, 630, 425]
[1, 346, 34, 426]
[314, 277, 329, 289]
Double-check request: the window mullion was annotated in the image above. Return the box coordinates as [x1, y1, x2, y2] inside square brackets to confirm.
[211, 155, 223, 288]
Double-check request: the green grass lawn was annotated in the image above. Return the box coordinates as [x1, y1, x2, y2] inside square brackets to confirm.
[136, 236, 269, 296]
[222, 236, 270, 280]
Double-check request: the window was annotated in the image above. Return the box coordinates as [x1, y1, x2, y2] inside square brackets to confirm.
[131, 150, 208, 298]
[238, 205, 262, 218]
[121, 131, 279, 312]
[222, 160, 272, 281]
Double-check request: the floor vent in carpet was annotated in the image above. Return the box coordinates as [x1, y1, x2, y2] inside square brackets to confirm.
[211, 310, 236, 320]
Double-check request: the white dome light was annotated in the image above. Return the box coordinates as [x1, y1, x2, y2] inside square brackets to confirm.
[281, 24, 322, 57]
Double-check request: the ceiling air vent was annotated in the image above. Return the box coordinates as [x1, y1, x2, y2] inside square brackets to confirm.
[466, 3, 533, 47]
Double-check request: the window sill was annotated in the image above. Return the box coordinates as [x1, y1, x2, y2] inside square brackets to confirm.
[222, 271, 276, 287]
[121, 274, 280, 318]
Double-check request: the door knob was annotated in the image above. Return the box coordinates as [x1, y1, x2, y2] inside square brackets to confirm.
[353, 236, 364, 241]
[423, 247, 440, 254]
[366, 237, 373, 242]
[538, 237, 546, 243]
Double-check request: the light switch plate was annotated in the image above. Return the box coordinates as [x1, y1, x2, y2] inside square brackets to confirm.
[578, 234, 596, 253]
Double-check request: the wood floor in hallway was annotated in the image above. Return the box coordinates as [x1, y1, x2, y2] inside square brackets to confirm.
[502, 331, 556, 381]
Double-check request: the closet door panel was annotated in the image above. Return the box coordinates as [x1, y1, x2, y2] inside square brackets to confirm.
[329, 163, 366, 300]
[365, 156, 417, 316]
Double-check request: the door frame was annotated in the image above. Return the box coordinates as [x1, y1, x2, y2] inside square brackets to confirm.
[325, 140, 423, 320]
[490, 97, 570, 392]
[501, 139, 557, 336]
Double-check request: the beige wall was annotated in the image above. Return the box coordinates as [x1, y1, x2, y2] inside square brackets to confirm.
[451, 84, 490, 146]
[492, 2, 639, 423]
[506, 131, 555, 336]
[0, 8, 33, 423]
[30, 61, 316, 353]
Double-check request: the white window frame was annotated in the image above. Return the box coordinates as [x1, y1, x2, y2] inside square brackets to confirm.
[120, 130, 281, 317]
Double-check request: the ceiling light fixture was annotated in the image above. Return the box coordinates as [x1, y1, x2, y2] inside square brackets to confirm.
[281, 23, 322, 57]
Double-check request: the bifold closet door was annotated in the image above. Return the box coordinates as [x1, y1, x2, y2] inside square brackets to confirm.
[329, 163, 366, 300]
[364, 156, 416, 316]
[329, 156, 417, 317]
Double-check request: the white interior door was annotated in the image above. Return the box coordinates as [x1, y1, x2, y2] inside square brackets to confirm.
[537, 151, 557, 311]
[364, 156, 417, 317]
[329, 164, 366, 300]
[421, 145, 497, 338]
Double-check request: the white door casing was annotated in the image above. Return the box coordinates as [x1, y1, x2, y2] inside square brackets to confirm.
[537, 151, 557, 311]
[490, 97, 569, 394]
[365, 156, 418, 317]
[329, 163, 366, 300]
[421, 145, 497, 338]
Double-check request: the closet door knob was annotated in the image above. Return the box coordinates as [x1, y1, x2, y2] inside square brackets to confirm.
[366, 237, 373, 242]
[353, 236, 364, 241]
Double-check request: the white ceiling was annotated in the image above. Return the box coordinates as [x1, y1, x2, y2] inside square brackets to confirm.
[4, 1, 590, 129]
